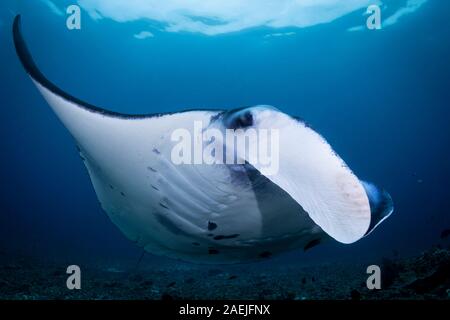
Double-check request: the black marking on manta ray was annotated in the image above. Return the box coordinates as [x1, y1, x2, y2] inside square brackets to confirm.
[151, 185, 159, 191]
[147, 166, 157, 172]
[290, 115, 310, 127]
[12, 15, 222, 120]
[207, 221, 218, 231]
[159, 202, 169, 209]
[207, 233, 214, 237]
[208, 248, 219, 255]
[152, 148, 161, 155]
[209, 112, 223, 123]
[109, 184, 114, 190]
[304, 239, 321, 251]
[229, 111, 254, 129]
[259, 251, 272, 258]
[211, 106, 251, 123]
[213, 234, 240, 240]
[120, 192, 126, 197]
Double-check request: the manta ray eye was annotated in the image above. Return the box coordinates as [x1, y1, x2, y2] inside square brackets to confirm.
[226, 110, 254, 129]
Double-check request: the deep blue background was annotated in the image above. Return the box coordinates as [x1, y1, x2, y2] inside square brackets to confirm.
[0, 0, 449, 267]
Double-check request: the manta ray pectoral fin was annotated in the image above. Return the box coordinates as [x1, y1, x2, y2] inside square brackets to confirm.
[12, 14, 220, 158]
[361, 181, 394, 236]
[12, 14, 149, 150]
[237, 113, 372, 244]
[12, 15, 145, 120]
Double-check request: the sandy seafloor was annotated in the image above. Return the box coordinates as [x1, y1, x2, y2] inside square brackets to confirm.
[1, 246, 449, 300]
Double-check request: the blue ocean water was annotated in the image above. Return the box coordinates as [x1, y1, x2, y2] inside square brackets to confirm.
[0, 0, 449, 273]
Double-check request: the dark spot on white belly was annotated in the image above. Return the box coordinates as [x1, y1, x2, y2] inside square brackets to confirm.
[213, 234, 240, 240]
[159, 202, 169, 209]
[208, 221, 218, 231]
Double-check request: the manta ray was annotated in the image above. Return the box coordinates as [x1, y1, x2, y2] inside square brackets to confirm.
[12, 15, 393, 264]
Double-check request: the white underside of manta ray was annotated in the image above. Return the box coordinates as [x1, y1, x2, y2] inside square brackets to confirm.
[12, 15, 393, 264]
